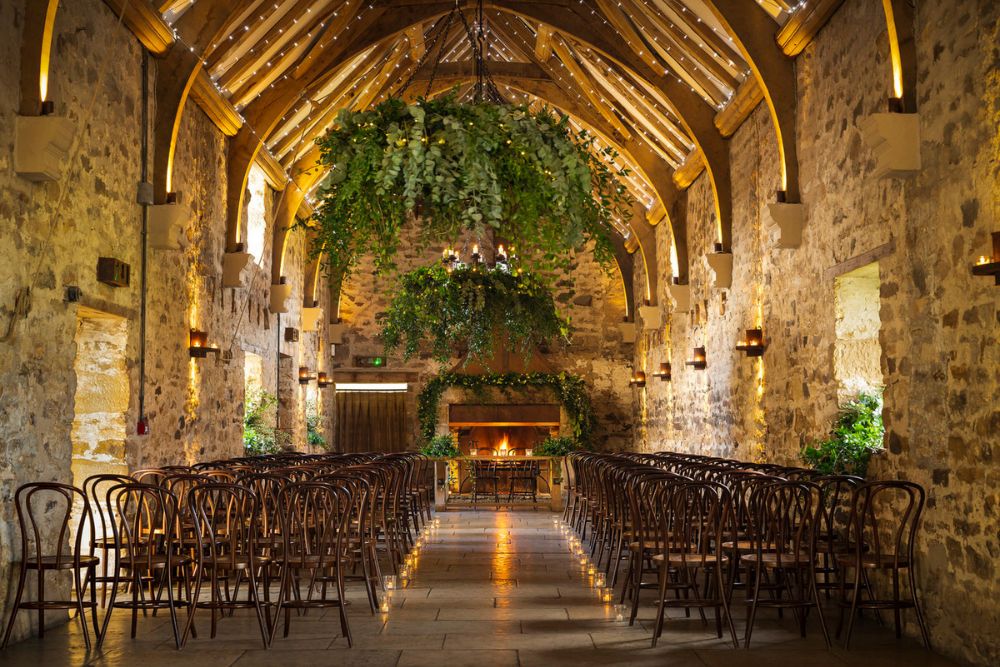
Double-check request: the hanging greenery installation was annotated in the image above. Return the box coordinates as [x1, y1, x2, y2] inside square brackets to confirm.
[380, 262, 570, 364]
[306, 94, 632, 280]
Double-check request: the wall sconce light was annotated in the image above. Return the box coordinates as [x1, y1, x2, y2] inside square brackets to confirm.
[685, 347, 707, 370]
[298, 367, 317, 385]
[189, 329, 219, 358]
[317, 372, 332, 388]
[651, 362, 672, 381]
[628, 370, 646, 388]
[971, 232, 1000, 285]
[735, 329, 767, 357]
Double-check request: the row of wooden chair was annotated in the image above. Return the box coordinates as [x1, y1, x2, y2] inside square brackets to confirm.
[1, 451, 435, 652]
[562, 451, 931, 649]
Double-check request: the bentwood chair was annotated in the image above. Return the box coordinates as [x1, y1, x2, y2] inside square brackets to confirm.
[837, 480, 931, 649]
[82, 473, 133, 607]
[183, 483, 271, 648]
[742, 481, 830, 648]
[2, 482, 100, 650]
[273, 481, 355, 645]
[99, 482, 193, 649]
[650, 481, 739, 648]
[814, 475, 864, 596]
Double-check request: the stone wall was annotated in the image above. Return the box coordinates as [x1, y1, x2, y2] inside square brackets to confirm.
[337, 229, 634, 450]
[0, 0, 334, 641]
[634, 0, 1000, 663]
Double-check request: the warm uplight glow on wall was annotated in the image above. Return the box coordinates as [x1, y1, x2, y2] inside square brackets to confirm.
[669, 242, 679, 280]
[38, 1, 58, 103]
[882, 0, 905, 99]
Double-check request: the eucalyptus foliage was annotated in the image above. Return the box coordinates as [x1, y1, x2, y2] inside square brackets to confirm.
[417, 372, 596, 445]
[380, 263, 570, 364]
[308, 94, 632, 280]
[800, 392, 885, 477]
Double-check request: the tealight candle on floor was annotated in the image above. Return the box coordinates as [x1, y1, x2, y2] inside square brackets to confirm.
[586, 563, 596, 576]
[613, 604, 627, 622]
[380, 597, 390, 613]
[601, 587, 614, 603]
[384, 575, 397, 591]
[594, 572, 606, 588]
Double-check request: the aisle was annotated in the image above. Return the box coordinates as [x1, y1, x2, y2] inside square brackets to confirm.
[1, 510, 958, 667]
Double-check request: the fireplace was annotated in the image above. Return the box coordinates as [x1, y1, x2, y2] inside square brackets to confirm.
[449, 403, 559, 456]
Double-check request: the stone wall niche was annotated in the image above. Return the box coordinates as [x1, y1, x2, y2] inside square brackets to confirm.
[834, 262, 884, 400]
[71, 308, 130, 553]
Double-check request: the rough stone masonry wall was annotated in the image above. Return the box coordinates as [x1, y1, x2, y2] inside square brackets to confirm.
[338, 228, 634, 450]
[0, 0, 334, 642]
[634, 0, 999, 663]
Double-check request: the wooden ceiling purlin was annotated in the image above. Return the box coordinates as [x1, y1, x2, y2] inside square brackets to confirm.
[488, 16, 685, 283]
[215, 0, 338, 95]
[506, 0, 733, 253]
[620, 0, 738, 97]
[223, 7, 395, 250]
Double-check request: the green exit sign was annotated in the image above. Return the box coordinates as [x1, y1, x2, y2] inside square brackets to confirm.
[355, 356, 387, 368]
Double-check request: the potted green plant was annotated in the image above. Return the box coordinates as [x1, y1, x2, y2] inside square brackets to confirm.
[800, 392, 885, 477]
[533, 435, 580, 457]
[420, 433, 461, 458]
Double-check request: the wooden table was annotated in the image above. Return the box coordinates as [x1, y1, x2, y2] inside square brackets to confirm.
[432, 456, 564, 511]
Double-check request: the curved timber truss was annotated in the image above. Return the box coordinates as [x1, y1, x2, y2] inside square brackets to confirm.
[20, 0, 914, 320]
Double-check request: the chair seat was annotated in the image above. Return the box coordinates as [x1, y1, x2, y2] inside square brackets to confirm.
[26, 555, 99, 570]
[836, 553, 910, 569]
[119, 554, 194, 568]
[741, 551, 813, 567]
[652, 552, 729, 566]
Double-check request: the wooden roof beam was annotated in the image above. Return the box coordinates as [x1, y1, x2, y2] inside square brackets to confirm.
[534, 24, 554, 61]
[704, 0, 801, 201]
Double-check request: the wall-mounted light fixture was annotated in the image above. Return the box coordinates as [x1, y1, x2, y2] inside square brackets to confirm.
[189, 329, 219, 358]
[298, 367, 317, 385]
[972, 232, 1000, 285]
[685, 347, 707, 370]
[651, 362, 672, 381]
[317, 372, 332, 388]
[735, 329, 767, 357]
[628, 370, 646, 388]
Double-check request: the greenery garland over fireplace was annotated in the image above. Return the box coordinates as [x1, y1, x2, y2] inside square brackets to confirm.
[417, 371, 596, 445]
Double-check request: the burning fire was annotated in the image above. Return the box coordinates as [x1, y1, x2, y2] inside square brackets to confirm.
[498, 434, 509, 456]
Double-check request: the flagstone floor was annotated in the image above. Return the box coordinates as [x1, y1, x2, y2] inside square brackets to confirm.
[1, 509, 960, 666]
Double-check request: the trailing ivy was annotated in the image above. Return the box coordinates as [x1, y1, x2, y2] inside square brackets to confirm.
[306, 94, 631, 280]
[380, 263, 569, 364]
[417, 372, 596, 445]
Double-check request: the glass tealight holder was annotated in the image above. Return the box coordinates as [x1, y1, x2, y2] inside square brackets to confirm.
[613, 603, 627, 622]
[383, 575, 397, 591]
[379, 597, 390, 613]
[594, 572, 606, 588]
[586, 563, 596, 576]
[601, 587, 614, 603]
[399, 565, 410, 579]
